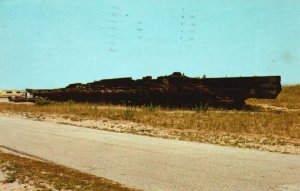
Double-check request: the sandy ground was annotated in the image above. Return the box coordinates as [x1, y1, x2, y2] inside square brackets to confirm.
[0, 115, 300, 191]
[0, 169, 36, 191]
[0, 98, 9, 103]
[0, 147, 40, 191]
[256, 103, 300, 112]
[0, 147, 58, 191]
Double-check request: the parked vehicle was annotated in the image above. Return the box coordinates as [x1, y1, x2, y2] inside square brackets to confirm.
[8, 91, 37, 102]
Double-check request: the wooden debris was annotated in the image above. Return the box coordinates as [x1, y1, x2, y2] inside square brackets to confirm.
[27, 72, 281, 108]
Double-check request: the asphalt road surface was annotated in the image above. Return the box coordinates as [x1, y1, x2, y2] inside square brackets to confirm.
[0, 115, 299, 191]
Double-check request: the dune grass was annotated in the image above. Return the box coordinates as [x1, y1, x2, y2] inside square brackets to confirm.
[0, 101, 299, 139]
[247, 84, 300, 109]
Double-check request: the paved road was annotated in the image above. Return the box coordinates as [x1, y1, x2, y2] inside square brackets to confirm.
[0, 115, 299, 191]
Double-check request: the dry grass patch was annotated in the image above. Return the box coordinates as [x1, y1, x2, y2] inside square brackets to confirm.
[0, 151, 139, 191]
[0, 102, 299, 139]
[247, 84, 300, 109]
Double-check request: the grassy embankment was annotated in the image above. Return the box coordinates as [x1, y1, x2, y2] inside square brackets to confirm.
[0, 151, 138, 191]
[0, 85, 299, 153]
[247, 84, 300, 109]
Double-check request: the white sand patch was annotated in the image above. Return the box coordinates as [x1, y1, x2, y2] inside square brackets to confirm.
[0, 171, 37, 191]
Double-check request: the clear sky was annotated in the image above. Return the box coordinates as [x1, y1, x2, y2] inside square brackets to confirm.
[0, 0, 299, 89]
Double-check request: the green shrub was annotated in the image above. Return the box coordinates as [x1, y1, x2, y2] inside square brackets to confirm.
[143, 103, 156, 112]
[123, 107, 136, 120]
[5, 172, 16, 183]
[35, 98, 52, 106]
[193, 103, 208, 112]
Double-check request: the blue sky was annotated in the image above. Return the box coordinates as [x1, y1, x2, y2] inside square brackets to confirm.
[0, 0, 299, 89]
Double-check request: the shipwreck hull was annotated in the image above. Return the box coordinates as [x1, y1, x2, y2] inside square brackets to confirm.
[27, 73, 281, 108]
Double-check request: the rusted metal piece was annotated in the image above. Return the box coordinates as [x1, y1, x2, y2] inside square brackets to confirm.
[27, 72, 281, 108]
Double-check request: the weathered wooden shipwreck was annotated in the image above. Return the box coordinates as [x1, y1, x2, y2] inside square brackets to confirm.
[27, 72, 281, 108]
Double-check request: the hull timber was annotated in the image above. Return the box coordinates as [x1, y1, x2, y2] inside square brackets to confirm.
[27, 72, 281, 108]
